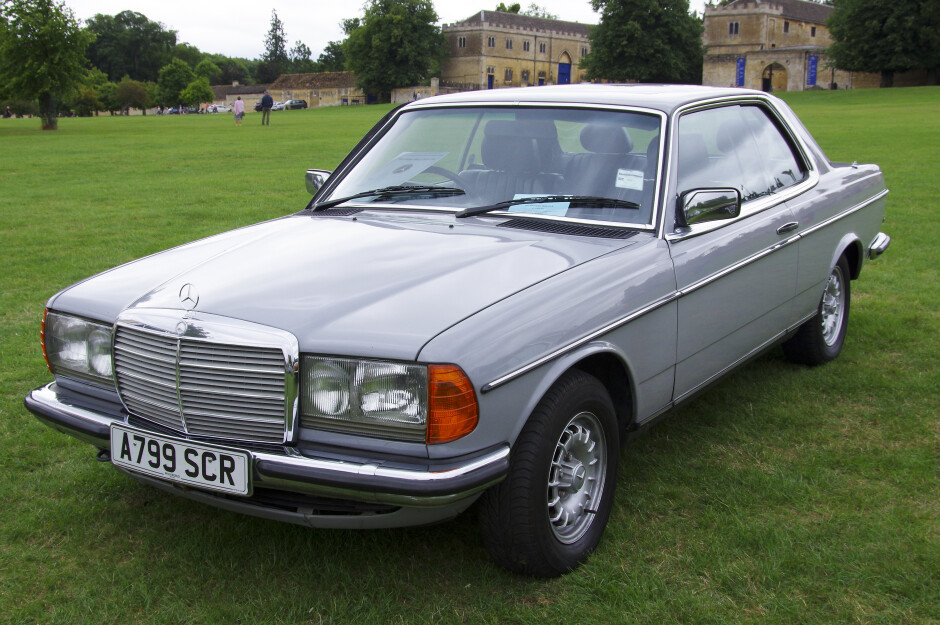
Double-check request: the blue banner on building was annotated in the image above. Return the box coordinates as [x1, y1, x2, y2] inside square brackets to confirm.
[735, 58, 746, 87]
[807, 55, 818, 86]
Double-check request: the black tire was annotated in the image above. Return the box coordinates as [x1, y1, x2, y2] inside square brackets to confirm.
[478, 370, 619, 577]
[783, 256, 851, 366]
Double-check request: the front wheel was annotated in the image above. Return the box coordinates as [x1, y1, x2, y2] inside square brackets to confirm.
[783, 256, 851, 366]
[478, 370, 619, 576]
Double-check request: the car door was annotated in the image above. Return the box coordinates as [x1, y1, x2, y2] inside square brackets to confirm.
[667, 102, 810, 401]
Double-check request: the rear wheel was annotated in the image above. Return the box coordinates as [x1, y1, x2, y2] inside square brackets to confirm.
[783, 256, 851, 366]
[479, 370, 619, 576]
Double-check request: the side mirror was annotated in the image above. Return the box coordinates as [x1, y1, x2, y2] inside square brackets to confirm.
[305, 169, 332, 195]
[677, 188, 742, 227]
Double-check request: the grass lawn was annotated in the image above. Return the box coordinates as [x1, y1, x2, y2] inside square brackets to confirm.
[1, 89, 937, 624]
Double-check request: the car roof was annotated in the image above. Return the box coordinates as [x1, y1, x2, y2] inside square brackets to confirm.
[406, 84, 769, 115]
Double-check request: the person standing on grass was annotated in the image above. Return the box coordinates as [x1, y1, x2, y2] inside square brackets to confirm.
[260, 90, 273, 126]
[233, 96, 245, 127]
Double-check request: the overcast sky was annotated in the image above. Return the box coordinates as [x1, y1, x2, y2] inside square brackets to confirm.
[65, 0, 708, 61]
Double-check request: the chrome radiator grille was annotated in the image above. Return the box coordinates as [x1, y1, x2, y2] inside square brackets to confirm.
[114, 325, 288, 444]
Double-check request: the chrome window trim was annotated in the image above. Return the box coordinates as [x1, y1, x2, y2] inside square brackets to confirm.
[317, 102, 668, 232]
[659, 96, 821, 240]
[481, 186, 888, 393]
[113, 309, 301, 445]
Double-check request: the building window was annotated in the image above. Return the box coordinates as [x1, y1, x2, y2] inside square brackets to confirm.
[784, 21, 789, 33]
[539, 42, 546, 54]
[506, 38, 512, 50]
[522, 69, 530, 82]
[729, 21, 739, 36]
[581, 47, 588, 57]
[523, 40, 530, 52]
[811, 26, 817, 37]
[487, 66, 495, 74]
[487, 36, 495, 48]
[457, 36, 466, 48]
[504, 68, 513, 82]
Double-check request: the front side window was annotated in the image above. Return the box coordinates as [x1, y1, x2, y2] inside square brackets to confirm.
[677, 104, 806, 202]
[487, 36, 495, 47]
[320, 107, 663, 226]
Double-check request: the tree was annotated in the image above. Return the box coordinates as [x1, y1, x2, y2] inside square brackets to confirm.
[157, 58, 195, 105]
[0, 0, 95, 129]
[264, 9, 288, 69]
[84, 11, 176, 83]
[96, 80, 119, 114]
[115, 76, 151, 113]
[179, 77, 213, 108]
[826, 0, 939, 87]
[344, 0, 446, 101]
[69, 67, 108, 116]
[194, 59, 221, 81]
[289, 41, 317, 74]
[217, 58, 251, 85]
[171, 42, 202, 68]
[582, 0, 704, 84]
[522, 4, 559, 19]
[318, 41, 347, 72]
[496, 2, 521, 12]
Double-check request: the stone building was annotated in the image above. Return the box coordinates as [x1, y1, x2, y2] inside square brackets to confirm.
[702, 0, 926, 91]
[268, 72, 367, 107]
[441, 10, 592, 90]
[211, 83, 270, 110]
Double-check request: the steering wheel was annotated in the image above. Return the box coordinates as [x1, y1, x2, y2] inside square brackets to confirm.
[421, 165, 472, 191]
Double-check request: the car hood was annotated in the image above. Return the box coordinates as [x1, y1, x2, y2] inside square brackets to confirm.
[51, 211, 635, 360]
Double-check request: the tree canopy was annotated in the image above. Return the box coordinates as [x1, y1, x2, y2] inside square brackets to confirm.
[84, 11, 176, 83]
[179, 77, 213, 108]
[826, 0, 939, 87]
[157, 57, 195, 105]
[0, 0, 95, 129]
[115, 76, 152, 113]
[318, 41, 347, 72]
[344, 0, 446, 100]
[582, 0, 704, 84]
[498, 3, 559, 19]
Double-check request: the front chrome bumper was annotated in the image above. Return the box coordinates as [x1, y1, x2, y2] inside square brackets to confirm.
[25, 382, 509, 509]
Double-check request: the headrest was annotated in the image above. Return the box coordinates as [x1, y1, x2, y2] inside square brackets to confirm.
[484, 119, 558, 139]
[580, 125, 633, 154]
[480, 120, 557, 171]
[481, 133, 537, 171]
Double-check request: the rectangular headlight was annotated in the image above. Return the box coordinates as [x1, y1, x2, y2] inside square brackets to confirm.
[43, 311, 114, 386]
[301, 356, 428, 441]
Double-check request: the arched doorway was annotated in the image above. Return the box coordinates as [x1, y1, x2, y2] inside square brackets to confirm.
[558, 52, 572, 85]
[761, 63, 788, 92]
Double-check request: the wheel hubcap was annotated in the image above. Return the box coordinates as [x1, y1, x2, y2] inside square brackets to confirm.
[821, 266, 845, 346]
[547, 411, 607, 544]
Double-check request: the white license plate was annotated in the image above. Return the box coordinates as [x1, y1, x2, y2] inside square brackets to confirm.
[110, 424, 250, 496]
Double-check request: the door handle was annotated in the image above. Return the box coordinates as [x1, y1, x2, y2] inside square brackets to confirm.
[776, 221, 799, 235]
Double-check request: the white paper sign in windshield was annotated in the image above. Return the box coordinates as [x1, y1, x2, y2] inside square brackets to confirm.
[507, 194, 570, 216]
[367, 152, 449, 189]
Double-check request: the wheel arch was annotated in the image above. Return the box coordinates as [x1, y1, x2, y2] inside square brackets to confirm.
[512, 343, 637, 447]
[833, 234, 864, 280]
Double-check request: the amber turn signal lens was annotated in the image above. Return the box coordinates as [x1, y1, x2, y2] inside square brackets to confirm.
[427, 365, 478, 444]
[40, 308, 52, 373]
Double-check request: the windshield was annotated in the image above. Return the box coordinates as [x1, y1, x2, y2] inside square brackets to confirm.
[322, 106, 663, 226]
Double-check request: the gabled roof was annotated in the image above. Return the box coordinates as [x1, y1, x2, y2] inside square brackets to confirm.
[722, 0, 833, 25]
[448, 10, 592, 36]
[269, 72, 358, 90]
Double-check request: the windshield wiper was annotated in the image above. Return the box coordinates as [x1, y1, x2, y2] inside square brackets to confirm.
[313, 185, 465, 211]
[455, 195, 640, 219]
